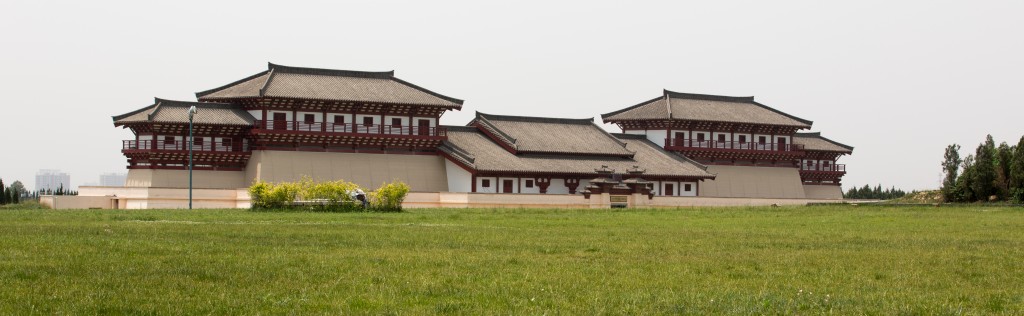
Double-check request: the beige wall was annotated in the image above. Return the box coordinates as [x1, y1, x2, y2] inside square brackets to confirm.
[700, 165, 806, 199]
[802, 184, 844, 200]
[126, 169, 245, 189]
[246, 150, 449, 192]
[40, 195, 117, 209]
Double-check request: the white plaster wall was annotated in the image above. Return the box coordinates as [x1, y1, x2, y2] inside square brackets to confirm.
[680, 181, 697, 197]
[476, 176, 497, 193]
[547, 178, 569, 194]
[248, 110, 262, 120]
[733, 133, 753, 143]
[498, 177, 520, 193]
[268, 110, 293, 121]
[519, 178, 541, 194]
[624, 130, 645, 135]
[444, 160, 473, 193]
[650, 180, 660, 195]
[643, 130, 668, 148]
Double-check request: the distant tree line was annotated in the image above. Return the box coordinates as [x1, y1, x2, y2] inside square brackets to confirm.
[941, 135, 1024, 203]
[844, 184, 909, 200]
[0, 178, 27, 205]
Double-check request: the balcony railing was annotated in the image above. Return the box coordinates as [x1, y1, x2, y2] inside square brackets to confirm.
[801, 164, 846, 172]
[123, 139, 246, 152]
[254, 120, 446, 137]
[665, 138, 805, 152]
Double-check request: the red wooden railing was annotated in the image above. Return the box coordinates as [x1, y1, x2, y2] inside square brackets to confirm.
[253, 120, 446, 137]
[801, 164, 846, 172]
[664, 138, 805, 152]
[123, 139, 245, 152]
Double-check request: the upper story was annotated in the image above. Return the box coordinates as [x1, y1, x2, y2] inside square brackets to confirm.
[602, 90, 819, 164]
[194, 63, 464, 151]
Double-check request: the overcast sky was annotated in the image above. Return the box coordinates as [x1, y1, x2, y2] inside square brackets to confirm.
[1, 0, 1022, 191]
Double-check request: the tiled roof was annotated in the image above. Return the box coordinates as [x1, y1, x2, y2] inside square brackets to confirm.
[793, 132, 854, 153]
[602, 90, 812, 128]
[440, 126, 714, 179]
[471, 112, 635, 157]
[113, 98, 255, 126]
[195, 63, 463, 109]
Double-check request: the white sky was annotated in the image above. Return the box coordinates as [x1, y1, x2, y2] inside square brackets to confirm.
[1, 0, 1022, 191]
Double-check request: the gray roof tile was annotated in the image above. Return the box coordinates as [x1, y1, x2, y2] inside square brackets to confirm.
[196, 63, 463, 108]
[793, 132, 854, 153]
[473, 112, 635, 157]
[603, 90, 812, 128]
[441, 125, 714, 179]
[113, 99, 255, 126]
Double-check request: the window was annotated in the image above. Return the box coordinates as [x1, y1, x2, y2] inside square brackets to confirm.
[481, 179, 490, 187]
[164, 136, 175, 145]
[304, 114, 315, 124]
[684, 184, 692, 192]
[697, 133, 706, 142]
[717, 134, 727, 142]
[363, 117, 374, 127]
[525, 180, 534, 188]
[333, 115, 345, 125]
[758, 136, 767, 144]
[194, 137, 204, 148]
[221, 138, 230, 148]
[391, 118, 402, 127]
[738, 135, 747, 143]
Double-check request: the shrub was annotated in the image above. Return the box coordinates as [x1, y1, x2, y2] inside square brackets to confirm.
[369, 181, 410, 212]
[247, 178, 400, 212]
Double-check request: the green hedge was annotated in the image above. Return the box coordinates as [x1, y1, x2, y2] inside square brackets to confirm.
[248, 177, 408, 212]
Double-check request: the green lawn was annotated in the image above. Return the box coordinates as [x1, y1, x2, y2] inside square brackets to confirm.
[1, 206, 1022, 314]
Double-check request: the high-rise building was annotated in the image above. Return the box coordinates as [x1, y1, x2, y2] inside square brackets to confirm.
[35, 169, 71, 192]
[99, 173, 127, 187]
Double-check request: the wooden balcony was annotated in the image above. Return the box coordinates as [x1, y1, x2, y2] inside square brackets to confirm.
[251, 120, 447, 149]
[663, 138, 806, 161]
[800, 164, 847, 184]
[121, 139, 250, 169]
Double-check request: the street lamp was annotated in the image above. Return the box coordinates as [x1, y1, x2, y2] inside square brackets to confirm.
[188, 105, 198, 210]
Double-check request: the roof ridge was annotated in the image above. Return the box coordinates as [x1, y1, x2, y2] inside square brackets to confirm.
[600, 95, 663, 121]
[476, 111, 594, 125]
[268, 62, 394, 79]
[153, 98, 238, 108]
[112, 103, 157, 122]
[472, 114, 518, 148]
[750, 101, 813, 127]
[195, 69, 270, 98]
[147, 99, 163, 121]
[258, 68, 275, 97]
[390, 76, 465, 106]
[797, 132, 854, 152]
[663, 90, 755, 103]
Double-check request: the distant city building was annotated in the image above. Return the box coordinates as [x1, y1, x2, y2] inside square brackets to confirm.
[36, 169, 71, 191]
[99, 173, 127, 187]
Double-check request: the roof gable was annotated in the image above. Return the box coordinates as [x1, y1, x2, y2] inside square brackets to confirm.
[195, 63, 464, 108]
[472, 112, 634, 157]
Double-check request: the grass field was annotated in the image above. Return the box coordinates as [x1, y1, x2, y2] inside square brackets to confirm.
[1, 206, 1022, 314]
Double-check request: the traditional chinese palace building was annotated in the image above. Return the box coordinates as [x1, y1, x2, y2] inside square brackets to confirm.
[107, 63, 852, 206]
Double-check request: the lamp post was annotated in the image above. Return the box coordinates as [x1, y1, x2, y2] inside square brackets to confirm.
[188, 105, 198, 210]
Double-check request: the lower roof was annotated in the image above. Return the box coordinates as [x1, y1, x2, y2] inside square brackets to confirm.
[113, 98, 255, 126]
[440, 126, 714, 179]
[793, 132, 854, 153]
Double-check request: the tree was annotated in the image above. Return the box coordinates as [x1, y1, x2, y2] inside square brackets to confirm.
[0, 178, 6, 205]
[1012, 136, 1024, 202]
[972, 136, 997, 201]
[994, 142, 1013, 199]
[941, 144, 962, 201]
